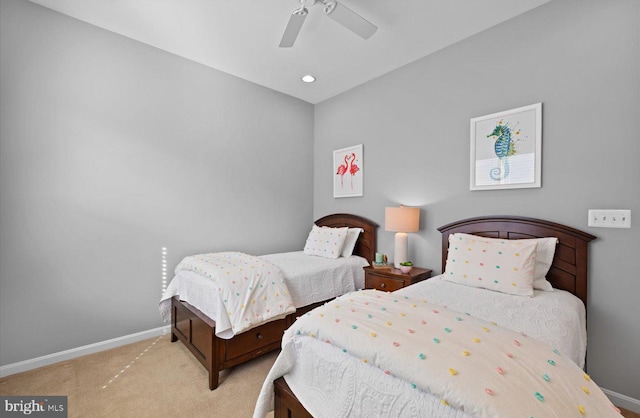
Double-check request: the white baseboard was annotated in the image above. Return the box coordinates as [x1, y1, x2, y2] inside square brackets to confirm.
[0, 325, 171, 378]
[602, 388, 640, 413]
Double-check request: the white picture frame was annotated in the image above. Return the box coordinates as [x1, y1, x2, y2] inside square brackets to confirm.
[333, 144, 363, 198]
[470, 103, 542, 191]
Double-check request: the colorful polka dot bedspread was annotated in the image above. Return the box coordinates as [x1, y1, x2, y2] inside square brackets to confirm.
[167, 252, 295, 337]
[283, 290, 621, 418]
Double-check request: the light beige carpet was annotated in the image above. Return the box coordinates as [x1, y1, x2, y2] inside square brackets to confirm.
[0, 334, 277, 418]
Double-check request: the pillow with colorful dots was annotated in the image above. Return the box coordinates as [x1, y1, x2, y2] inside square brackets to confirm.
[454, 233, 558, 291]
[303, 225, 349, 259]
[443, 234, 538, 297]
[340, 228, 363, 258]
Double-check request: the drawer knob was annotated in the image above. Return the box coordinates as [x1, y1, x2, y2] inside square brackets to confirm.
[380, 282, 386, 288]
[256, 333, 263, 340]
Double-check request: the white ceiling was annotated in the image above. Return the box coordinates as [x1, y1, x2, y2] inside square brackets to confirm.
[29, 0, 550, 104]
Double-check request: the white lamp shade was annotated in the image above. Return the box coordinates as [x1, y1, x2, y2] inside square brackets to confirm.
[385, 206, 420, 232]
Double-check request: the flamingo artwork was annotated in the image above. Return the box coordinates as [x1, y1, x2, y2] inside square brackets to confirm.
[335, 154, 350, 188]
[334, 145, 363, 197]
[348, 152, 359, 189]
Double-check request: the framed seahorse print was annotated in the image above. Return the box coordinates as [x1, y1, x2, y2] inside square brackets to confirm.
[333, 144, 363, 198]
[470, 103, 542, 191]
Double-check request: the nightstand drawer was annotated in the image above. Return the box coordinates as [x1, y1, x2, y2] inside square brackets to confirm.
[364, 266, 432, 292]
[366, 274, 405, 292]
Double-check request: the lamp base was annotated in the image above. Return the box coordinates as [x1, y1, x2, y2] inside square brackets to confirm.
[394, 232, 408, 269]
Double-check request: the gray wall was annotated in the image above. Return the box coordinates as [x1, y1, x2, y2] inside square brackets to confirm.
[314, 0, 639, 401]
[0, 0, 314, 366]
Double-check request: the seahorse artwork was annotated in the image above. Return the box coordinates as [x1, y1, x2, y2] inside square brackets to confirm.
[487, 121, 519, 181]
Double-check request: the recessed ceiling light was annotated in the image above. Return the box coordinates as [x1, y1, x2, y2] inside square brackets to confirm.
[301, 74, 316, 83]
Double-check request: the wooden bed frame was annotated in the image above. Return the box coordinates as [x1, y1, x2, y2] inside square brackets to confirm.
[273, 215, 596, 417]
[170, 213, 377, 390]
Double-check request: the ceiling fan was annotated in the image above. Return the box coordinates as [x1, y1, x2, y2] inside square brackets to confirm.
[279, 0, 377, 48]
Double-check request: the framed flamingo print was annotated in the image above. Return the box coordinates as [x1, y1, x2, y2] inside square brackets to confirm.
[333, 144, 363, 198]
[470, 103, 542, 191]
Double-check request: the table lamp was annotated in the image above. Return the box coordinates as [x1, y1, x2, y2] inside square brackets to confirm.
[385, 206, 420, 268]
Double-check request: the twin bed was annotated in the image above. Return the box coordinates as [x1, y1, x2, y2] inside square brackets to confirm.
[159, 213, 377, 390]
[252, 216, 623, 418]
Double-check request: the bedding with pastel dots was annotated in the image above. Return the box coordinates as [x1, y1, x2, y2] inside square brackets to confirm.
[166, 252, 295, 337]
[283, 290, 622, 418]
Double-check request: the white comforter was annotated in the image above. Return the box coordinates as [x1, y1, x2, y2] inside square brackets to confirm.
[260, 251, 368, 307]
[254, 277, 603, 418]
[267, 290, 618, 418]
[395, 276, 587, 368]
[162, 252, 295, 337]
[159, 252, 368, 338]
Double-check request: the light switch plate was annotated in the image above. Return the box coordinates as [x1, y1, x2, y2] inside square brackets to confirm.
[588, 209, 631, 228]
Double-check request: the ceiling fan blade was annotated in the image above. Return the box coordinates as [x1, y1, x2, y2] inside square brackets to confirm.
[279, 8, 308, 48]
[324, 1, 377, 40]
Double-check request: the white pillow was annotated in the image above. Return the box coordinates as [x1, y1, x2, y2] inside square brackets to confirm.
[443, 234, 538, 297]
[303, 225, 348, 259]
[341, 228, 363, 257]
[454, 233, 558, 291]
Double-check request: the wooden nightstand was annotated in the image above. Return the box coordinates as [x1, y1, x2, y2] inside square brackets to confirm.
[364, 266, 432, 292]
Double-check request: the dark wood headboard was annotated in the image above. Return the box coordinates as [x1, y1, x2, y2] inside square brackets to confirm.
[315, 213, 378, 263]
[438, 216, 596, 306]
